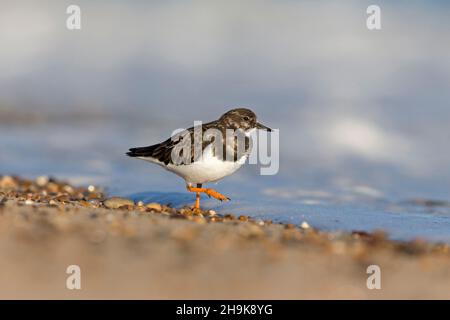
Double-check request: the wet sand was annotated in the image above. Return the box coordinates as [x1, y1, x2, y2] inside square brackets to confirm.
[1, 175, 450, 299]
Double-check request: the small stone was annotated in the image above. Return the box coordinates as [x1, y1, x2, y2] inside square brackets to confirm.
[210, 216, 222, 222]
[79, 200, 90, 207]
[87, 192, 102, 200]
[63, 185, 74, 194]
[224, 214, 235, 220]
[49, 199, 58, 206]
[192, 216, 206, 224]
[104, 197, 135, 209]
[207, 210, 217, 216]
[24, 199, 34, 205]
[46, 182, 60, 193]
[137, 201, 144, 207]
[146, 202, 162, 212]
[55, 195, 70, 203]
[118, 204, 134, 210]
[169, 213, 187, 220]
[0, 176, 17, 189]
[36, 176, 49, 187]
[88, 199, 101, 207]
[87, 185, 96, 192]
[239, 215, 249, 221]
[301, 221, 311, 229]
[162, 205, 175, 213]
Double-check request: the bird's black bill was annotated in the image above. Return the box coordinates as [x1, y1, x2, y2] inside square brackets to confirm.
[256, 122, 272, 132]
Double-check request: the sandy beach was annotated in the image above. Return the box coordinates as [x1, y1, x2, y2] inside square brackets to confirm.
[0, 175, 449, 299]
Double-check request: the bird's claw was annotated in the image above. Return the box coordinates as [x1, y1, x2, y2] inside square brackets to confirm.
[205, 188, 230, 202]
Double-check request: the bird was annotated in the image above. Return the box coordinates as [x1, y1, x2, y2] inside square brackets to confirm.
[126, 108, 272, 210]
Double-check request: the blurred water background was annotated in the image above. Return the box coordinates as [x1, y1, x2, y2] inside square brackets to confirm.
[1, 0, 450, 241]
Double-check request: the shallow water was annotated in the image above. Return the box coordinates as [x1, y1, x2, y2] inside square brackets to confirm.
[1, 120, 449, 243]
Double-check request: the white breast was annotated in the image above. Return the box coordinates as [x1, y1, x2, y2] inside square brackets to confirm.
[139, 143, 247, 184]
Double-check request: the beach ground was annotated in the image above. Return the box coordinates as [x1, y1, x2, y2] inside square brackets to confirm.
[1, 175, 450, 299]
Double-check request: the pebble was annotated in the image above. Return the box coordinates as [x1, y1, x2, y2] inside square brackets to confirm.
[56, 195, 70, 203]
[118, 205, 134, 210]
[180, 208, 192, 216]
[0, 176, 18, 189]
[301, 221, 311, 229]
[46, 182, 60, 193]
[25, 199, 34, 206]
[87, 192, 103, 200]
[79, 200, 90, 207]
[192, 216, 206, 224]
[210, 216, 222, 222]
[104, 197, 135, 209]
[224, 214, 236, 220]
[88, 199, 101, 208]
[36, 176, 49, 187]
[146, 202, 162, 212]
[63, 185, 74, 193]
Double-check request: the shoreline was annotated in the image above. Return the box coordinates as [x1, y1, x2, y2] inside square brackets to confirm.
[1, 175, 450, 299]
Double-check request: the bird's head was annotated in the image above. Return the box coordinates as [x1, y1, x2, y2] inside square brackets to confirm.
[219, 108, 272, 132]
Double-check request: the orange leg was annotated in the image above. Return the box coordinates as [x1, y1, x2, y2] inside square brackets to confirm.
[195, 191, 201, 209]
[187, 183, 230, 209]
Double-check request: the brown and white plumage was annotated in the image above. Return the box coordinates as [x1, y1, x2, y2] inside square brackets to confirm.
[126, 108, 271, 208]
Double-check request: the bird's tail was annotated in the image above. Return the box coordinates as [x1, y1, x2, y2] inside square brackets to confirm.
[126, 145, 158, 158]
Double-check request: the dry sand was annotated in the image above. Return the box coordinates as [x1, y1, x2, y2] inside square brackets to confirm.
[1, 175, 450, 299]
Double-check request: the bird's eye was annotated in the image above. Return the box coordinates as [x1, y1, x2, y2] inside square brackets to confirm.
[243, 116, 250, 121]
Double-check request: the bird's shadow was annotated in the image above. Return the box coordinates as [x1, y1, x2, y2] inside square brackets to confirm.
[126, 190, 228, 210]
[127, 191, 193, 208]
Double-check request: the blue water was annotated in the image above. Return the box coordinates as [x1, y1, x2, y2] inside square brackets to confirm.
[1, 1, 450, 242]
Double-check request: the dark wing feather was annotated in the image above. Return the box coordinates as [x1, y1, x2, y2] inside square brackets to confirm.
[126, 121, 251, 165]
[127, 136, 177, 165]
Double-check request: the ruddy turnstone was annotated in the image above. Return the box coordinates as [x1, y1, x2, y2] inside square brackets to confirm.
[126, 108, 271, 209]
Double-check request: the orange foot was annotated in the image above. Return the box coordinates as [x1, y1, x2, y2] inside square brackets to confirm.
[203, 188, 230, 201]
[187, 185, 230, 209]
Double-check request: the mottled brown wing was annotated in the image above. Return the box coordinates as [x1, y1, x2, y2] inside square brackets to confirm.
[127, 122, 251, 164]
[127, 124, 214, 165]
